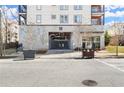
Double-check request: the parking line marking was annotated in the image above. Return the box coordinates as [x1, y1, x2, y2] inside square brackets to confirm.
[95, 59, 124, 72]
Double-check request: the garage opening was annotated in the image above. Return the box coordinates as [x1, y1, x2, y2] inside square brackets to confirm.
[49, 32, 71, 49]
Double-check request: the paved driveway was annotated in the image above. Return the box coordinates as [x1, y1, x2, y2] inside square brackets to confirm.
[0, 52, 124, 87]
[96, 59, 124, 72]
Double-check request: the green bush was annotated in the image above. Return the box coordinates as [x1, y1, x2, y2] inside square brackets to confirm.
[104, 31, 111, 46]
[36, 49, 48, 54]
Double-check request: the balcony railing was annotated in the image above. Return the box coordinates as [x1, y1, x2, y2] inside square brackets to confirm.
[91, 5, 104, 13]
[91, 19, 104, 25]
[19, 5, 27, 13]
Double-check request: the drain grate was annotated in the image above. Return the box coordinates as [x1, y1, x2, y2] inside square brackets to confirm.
[82, 80, 97, 86]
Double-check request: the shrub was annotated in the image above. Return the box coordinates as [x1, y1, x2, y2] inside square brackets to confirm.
[36, 49, 48, 54]
[74, 47, 82, 51]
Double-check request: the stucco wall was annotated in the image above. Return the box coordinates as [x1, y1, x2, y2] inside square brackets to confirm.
[19, 25, 105, 50]
[19, 26, 48, 50]
[19, 26, 83, 50]
[27, 5, 91, 25]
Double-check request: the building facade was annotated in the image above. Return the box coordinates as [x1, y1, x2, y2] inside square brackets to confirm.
[19, 5, 105, 50]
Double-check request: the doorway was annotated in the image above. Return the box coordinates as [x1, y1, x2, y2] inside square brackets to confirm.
[49, 32, 71, 49]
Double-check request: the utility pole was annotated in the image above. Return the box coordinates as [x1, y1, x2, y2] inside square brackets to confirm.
[0, 5, 3, 56]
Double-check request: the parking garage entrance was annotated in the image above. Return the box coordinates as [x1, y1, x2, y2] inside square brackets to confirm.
[49, 32, 71, 49]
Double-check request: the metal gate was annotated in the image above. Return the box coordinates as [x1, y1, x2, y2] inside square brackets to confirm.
[49, 32, 71, 49]
[51, 40, 70, 49]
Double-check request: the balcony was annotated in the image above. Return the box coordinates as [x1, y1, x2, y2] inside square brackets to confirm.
[19, 5, 27, 13]
[91, 5, 104, 16]
[91, 16, 104, 25]
[19, 14, 26, 25]
[91, 19, 104, 25]
[19, 5, 27, 25]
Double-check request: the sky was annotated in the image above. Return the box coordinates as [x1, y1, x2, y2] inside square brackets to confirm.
[2, 5, 124, 26]
[105, 5, 124, 25]
[1, 5, 18, 21]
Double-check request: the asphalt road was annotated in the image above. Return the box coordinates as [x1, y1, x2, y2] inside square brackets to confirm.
[0, 52, 124, 87]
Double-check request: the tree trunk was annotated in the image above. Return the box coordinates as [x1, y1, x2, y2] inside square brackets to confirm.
[116, 36, 119, 56]
[0, 8, 3, 56]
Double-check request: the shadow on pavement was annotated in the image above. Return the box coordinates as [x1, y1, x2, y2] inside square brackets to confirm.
[0, 56, 17, 59]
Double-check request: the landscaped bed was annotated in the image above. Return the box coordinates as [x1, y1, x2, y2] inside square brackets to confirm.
[106, 46, 124, 53]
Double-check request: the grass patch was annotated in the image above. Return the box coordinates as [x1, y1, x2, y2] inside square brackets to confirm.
[106, 46, 124, 53]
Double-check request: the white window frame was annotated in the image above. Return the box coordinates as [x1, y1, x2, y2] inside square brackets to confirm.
[74, 15, 82, 23]
[60, 5, 69, 10]
[74, 5, 83, 10]
[36, 15, 41, 23]
[60, 15, 68, 23]
[36, 5, 42, 10]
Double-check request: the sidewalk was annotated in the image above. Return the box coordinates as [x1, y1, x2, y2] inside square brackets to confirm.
[1, 50, 124, 61]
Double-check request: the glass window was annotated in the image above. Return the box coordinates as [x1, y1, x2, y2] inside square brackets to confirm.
[36, 15, 41, 23]
[74, 5, 82, 10]
[74, 15, 82, 23]
[94, 36, 100, 42]
[51, 15, 56, 19]
[36, 5, 41, 10]
[59, 27, 63, 30]
[60, 15, 68, 23]
[60, 5, 68, 10]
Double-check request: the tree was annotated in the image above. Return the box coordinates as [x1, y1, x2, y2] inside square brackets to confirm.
[0, 6, 6, 56]
[0, 5, 18, 56]
[111, 22, 124, 56]
[0, 6, 3, 56]
[104, 31, 111, 46]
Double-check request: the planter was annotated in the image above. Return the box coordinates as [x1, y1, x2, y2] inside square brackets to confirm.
[23, 50, 35, 60]
[82, 49, 95, 59]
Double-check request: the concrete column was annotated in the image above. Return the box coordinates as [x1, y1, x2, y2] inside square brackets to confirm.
[100, 34, 105, 49]
[79, 33, 82, 48]
[71, 32, 82, 50]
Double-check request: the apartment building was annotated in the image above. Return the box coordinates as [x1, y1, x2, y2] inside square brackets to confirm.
[6, 20, 19, 43]
[1, 19, 19, 44]
[19, 5, 105, 50]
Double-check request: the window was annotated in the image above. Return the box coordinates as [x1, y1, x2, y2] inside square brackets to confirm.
[60, 15, 68, 23]
[59, 27, 63, 30]
[74, 5, 82, 10]
[51, 15, 56, 19]
[60, 5, 68, 10]
[36, 15, 41, 23]
[74, 15, 82, 23]
[36, 5, 41, 10]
